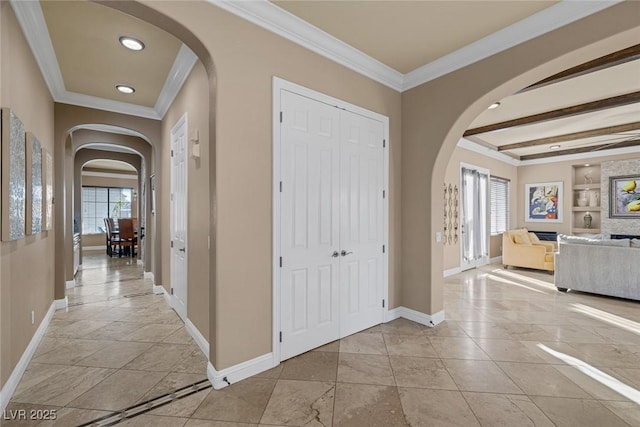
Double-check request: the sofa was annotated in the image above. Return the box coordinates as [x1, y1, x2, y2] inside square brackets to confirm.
[554, 235, 640, 300]
[502, 229, 556, 272]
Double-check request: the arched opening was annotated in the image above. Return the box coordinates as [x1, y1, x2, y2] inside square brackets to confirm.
[400, 4, 640, 321]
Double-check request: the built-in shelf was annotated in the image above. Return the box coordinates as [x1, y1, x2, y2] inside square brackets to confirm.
[572, 228, 601, 234]
[572, 206, 601, 212]
[573, 183, 601, 190]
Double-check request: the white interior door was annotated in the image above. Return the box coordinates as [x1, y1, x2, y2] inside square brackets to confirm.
[280, 91, 341, 360]
[171, 114, 188, 321]
[339, 110, 384, 337]
[460, 164, 489, 271]
[279, 89, 385, 361]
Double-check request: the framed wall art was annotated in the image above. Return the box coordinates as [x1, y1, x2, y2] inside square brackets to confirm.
[609, 175, 640, 218]
[26, 132, 43, 234]
[1, 108, 27, 241]
[525, 181, 563, 223]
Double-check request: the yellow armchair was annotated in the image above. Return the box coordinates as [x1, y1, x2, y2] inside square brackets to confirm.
[502, 229, 555, 272]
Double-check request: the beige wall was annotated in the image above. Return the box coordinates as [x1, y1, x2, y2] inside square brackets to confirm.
[402, 2, 639, 320]
[443, 146, 518, 270]
[517, 153, 640, 235]
[107, 0, 403, 369]
[0, 3, 55, 387]
[161, 61, 210, 340]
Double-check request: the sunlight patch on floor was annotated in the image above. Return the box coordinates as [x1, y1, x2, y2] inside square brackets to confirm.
[486, 273, 548, 295]
[570, 303, 640, 336]
[537, 343, 640, 404]
[491, 268, 557, 291]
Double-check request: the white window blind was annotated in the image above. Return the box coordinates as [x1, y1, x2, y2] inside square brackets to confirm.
[490, 176, 509, 235]
[82, 186, 132, 234]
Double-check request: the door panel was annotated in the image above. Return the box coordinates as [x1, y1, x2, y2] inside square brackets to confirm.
[171, 115, 188, 321]
[280, 91, 341, 360]
[339, 109, 384, 337]
[279, 91, 385, 360]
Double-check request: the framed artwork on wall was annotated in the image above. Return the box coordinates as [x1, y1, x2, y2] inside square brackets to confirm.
[1, 108, 27, 241]
[25, 132, 43, 235]
[43, 148, 54, 230]
[609, 175, 640, 218]
[525, 181, 563, 223]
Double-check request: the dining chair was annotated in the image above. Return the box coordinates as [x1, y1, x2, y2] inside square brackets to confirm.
[105, 218, 121, 257]
[117, 218, 136, 257]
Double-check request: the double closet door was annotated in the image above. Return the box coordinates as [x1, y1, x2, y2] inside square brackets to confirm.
[279, 90, 385, 361]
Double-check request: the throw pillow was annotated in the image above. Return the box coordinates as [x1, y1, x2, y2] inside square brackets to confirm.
[528, 232, 541, 243]
[513, 231, 531, 245]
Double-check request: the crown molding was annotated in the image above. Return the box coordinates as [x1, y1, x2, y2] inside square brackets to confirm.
[209, 0, 621, 92]
[208, 0, 404, 91]
[154, 44, 199, 118]
[10, 0, 196, 121]
[402, 1, 623, 91]
[10, 0, 65, 97]
[459, 138, 640, 167]
[458, 138, 520, 166]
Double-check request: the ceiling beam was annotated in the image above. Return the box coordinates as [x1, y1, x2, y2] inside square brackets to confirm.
[497, 121, 640, 151]
[519, 138, 640, 161]
[464, 91, 640, 136]
[520, 44, 640, 93]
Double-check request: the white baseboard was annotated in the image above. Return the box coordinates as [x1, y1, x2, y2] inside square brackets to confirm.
[152, 283, 164, 295]
[82, 246, 104, 251]
[54, 296, 68, 310]
[65, 279, 76, 289]
[144, 271, 155, 282]
[207, 353, 274, 390]
[386, 306, 445, 328]
[185, 318, 210, 358]
[443, 267, 461, 277]
[490, 256, 503, 264]
[0, 301, 56, 413]
[137, 259, 143, 265]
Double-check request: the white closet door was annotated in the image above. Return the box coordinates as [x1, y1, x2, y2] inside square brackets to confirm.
[280, 91, 341, 360]
[339, 110, 385, 337]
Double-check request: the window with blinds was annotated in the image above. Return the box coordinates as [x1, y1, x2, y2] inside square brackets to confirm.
[490, 176, 509, 235]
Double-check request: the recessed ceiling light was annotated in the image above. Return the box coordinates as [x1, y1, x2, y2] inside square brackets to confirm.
[488, 102, 501, 110]
[550, 144, 561, 150]
[584, 163, 590, 167]
[116, 85, 135, 94]
[119, 36, 145, 51]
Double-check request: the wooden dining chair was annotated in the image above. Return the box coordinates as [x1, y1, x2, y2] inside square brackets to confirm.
[117, 218, 136, 257]
[104, 218, 121, 257]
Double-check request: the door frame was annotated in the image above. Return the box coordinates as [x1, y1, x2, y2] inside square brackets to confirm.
[170, 112, 189, 321]
[272, 77, 390, 364]
[459, 162, 490, 271]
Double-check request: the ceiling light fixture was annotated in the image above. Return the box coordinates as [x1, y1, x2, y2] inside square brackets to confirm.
[488, 102, 501, 110]
[116, 84, 135, 94]
[584, 163, 591, 167]
[119, 36, 145, 51]
[550, 144, 561, 150]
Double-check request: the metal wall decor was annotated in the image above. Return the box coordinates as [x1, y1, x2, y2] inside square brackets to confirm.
[1, 108, 26, 241]
[443, 183, 459, 245]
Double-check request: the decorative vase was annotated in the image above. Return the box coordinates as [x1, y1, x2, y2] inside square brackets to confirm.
[577, 193, 588, 207]
[589, 191, 599, 207]
[583, 212, 592, 228]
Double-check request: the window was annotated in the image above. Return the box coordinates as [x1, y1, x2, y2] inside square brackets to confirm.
[82, 186, 132, 234]
[490, 176, 509, 235]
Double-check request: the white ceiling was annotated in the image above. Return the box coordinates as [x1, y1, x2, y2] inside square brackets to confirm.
[12, 0, 640, 161]
[83, 159, 137, 173]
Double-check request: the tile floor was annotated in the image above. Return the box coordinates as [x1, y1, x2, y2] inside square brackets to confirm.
[4, 255, 640, 426]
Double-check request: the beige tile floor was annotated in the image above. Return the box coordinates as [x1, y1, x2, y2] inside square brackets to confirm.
[4, 255, 640, 426]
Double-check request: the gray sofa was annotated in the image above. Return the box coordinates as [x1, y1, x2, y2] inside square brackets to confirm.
[554, 235, 640, 300]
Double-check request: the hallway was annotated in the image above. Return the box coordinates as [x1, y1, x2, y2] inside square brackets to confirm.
[4, 257, 640, 426]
